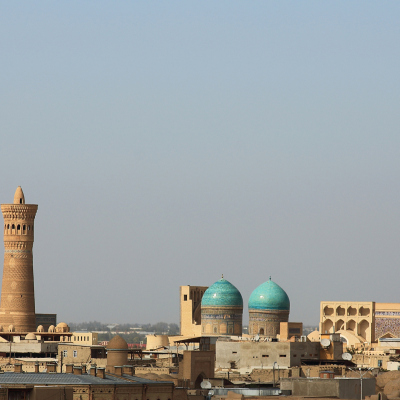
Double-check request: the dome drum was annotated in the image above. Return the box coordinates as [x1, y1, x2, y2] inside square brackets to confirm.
[202, 305, 243, 335]
[249, 309, 289, 337]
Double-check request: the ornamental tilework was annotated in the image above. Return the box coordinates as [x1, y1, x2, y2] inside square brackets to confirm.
[375, 317, 400, 338]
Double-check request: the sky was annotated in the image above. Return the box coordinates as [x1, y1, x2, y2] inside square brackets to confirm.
[0, 1, 399, 326]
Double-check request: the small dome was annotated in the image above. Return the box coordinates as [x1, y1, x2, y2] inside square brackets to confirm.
[107, 335, 128, 350]
[37, 325, 44, 332]
[48, 325, 55, 332]
[201, 277, 243, 307]
[25, 333, 36, 340]
[13, 186, 25, 205]
[249, 278, 290, 311]
[57, 322, 68, 327]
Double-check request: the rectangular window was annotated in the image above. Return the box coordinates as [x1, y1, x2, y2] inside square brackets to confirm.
[293, 354, 297, 357]
[378, 360, 382, 367]
[73, 350, 78, 358]
[232, 351, 237, 354]
[279, 355, 287, 357]
[262, 355, 269, 357]
[63, 350, 67, 357]
[184, 295, 187, 301]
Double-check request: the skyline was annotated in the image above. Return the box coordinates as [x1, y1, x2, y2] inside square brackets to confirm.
[1, 2, 399, 326]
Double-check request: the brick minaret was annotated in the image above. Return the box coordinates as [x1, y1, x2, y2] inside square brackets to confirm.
[0, 187, 38, 332]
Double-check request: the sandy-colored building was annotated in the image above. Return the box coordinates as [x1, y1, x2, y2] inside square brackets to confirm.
[71, 331, 98, 345]
[216, 340, 323, 373]
[180, 285, 208, 337]
[320, 301, 400, 346]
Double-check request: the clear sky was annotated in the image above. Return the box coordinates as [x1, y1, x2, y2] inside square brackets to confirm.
[1, 1, 399, 326]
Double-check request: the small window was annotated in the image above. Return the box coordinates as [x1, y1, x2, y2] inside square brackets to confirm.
[232, 351, 237, 354]
[73, 350, 78, 358]
[63, 350, 67, 357]
[378, 360, 382, 367]
[12, 224, 15, 229]
[279, 354, 287, 357]
[184, 295, 187, 301]
[28, 225, 30, 231]
[262, 354, 269, 357]
[293, 354, 297, 357]
[301, 354, 305, 357]
[213, 326, 218, 333]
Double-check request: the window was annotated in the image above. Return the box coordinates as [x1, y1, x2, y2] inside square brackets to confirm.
[63, 350, 67, 357]
[73, 350, 78, 358]
[279, 355, 287, 357]
[378, 360, 382, 367]
[262, 355, 269, 357]
[232, 351, 237, 354]
[184, 295, 187, 301]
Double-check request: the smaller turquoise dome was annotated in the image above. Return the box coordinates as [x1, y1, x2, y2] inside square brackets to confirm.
[202, 277, 243, 307]
[248, 278, 290, 311]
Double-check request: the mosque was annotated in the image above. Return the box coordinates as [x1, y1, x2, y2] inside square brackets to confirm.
[180, 275, 292, 339]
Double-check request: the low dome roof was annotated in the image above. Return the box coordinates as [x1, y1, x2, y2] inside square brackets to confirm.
[107, 335, 128, 350]
[248, 278, 290, 311]
[25, 333, 36, 340]
[201, 277, 243, 307]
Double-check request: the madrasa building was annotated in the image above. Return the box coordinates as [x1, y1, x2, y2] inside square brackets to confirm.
[179, 275, 297, 340]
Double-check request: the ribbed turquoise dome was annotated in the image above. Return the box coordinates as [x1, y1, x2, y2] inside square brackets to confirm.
[201, 277, 243, 307]
[248, 278, 290, 311]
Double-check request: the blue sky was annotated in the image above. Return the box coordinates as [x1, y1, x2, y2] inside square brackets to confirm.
[1, 1, 399, 325]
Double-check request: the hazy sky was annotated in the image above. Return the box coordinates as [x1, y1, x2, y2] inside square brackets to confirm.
[1, 2, 399, 326]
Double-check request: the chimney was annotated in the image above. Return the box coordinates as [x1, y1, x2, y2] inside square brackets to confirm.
[47, 362, 56, 373]
[123, 365, 134, 375]
[14, 363, 23, 373]
[114, 366, 123, 376]
[34, 363, 39, 373]
[97, 367, 106, 379]
[81, 365, 86, 374]
[65, 364, 73, 374]
[90, 365, 96, 377]
[73, 366, 82, 375]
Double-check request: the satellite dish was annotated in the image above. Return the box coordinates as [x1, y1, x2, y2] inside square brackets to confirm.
[342, 352, 353, 361]
[254, 334, 260, 342]
[201, 381, 212, 389]
[321, 338, 331, 348]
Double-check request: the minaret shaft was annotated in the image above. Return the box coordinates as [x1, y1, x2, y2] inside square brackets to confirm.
[0, 188, 38, 333]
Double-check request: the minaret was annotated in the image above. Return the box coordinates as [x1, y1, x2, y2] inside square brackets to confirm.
[0, 187, 38, 332]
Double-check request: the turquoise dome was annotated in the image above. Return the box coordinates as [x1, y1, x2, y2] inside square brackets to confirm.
[248, 278, 290, 311]
[202, 277, 243, 307]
